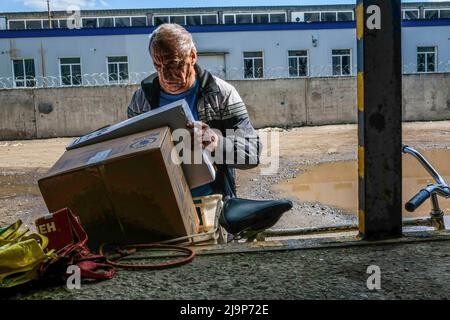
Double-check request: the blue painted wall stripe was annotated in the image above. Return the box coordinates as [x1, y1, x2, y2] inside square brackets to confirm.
[0, 19, 449, 39]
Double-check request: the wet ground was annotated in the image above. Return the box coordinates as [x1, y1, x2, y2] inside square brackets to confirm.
[274, 149, 450, 218]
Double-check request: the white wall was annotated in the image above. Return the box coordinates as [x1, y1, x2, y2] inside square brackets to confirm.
[0, 24, 449, 87]
[402, 25, 450, 73]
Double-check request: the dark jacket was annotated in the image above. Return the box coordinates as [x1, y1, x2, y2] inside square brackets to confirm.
[127, 64, 262, 198]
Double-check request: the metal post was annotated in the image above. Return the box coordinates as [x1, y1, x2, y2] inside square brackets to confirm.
[47, 0, 52, 29]
[356, 0, 402, 239]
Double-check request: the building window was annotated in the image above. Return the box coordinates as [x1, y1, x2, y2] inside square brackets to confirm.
[424, 9, 439, 19]
[417, 46, 436, 73]
[12, 59, 36, 88]
[153, 14, 217, 26]
[154, 16, 169, 25]
[269, 13, 286, 23]
[186, 15, 201, 26]
[202, 15, 218, 25]
[304, 12, 320, 22]
[288, 50, 308, 77]
[236, 14, 252, 24]
[43, 20, 53, 28]
[60, 58, 82, 86]
[321, 12, 337, 22]
[82, 18, 98, 28]
[115, 17, 131, 27]
[170, 15, 186, 25]
[224, 15, 235, 24]
[131, 16, 147, 27]
[337, 11, 354, 21]
[9, 20, 25, 30]
[99, 17, 114, 28]
[243, 51, 264, 79]
[26, 20, 43, 29]
[441, 9, 450, 19]
[253, 13, 269, 24]
[332, 49, 351, 76]
[402, 9, 419, 20]
[107, 56, 129, 84]
[295, 11, 353, 22]
[0, 17, 6, 30]
[58, 19, 68, 28]
[224, 13, 286, 24]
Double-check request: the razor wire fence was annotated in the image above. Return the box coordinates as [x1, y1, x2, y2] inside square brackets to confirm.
[1, 61, 450, 90]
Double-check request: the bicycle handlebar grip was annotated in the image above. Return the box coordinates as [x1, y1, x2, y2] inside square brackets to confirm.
[405, 189, 430, 212]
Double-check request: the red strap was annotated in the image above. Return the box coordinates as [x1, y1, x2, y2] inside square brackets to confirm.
[50, 209, 116, 281]
[78, 261, 116, 280]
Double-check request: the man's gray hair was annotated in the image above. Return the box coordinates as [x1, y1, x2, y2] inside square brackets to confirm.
[149, 23, 196, 61]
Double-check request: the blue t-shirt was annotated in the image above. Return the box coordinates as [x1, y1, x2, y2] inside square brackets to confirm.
[159, 80, 215, 198]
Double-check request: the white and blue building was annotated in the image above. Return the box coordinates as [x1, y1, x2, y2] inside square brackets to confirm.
[0, 2, 449, 88]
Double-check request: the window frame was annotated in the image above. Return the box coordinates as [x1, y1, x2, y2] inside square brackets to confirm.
[439, 8, 450, 19]
[152, 14, 218, 26]
[331, 49, 352, 76]
[424, 9, 441, 19]
[11, 58, 36, 88]
[416, 46, 437, 73]
[25, 19, 44, 29]
[8, 19, 26, 30]
[59, 57, 83, 87]
[293, 10, 354, 23]
[223, 12, 287, 24]
[287, 50, 309, 78]
[336, 11, 355, 21]
[402, 9, 420, 20]
[0, 17, 6, 30]
[303, 11, 321, 23]
[9, 16, 147, 30]
[82, 17, 98, 28]
[243, 51, 264, 79]
[106, 56, 129, 84]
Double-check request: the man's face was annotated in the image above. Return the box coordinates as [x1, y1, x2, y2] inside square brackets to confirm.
[153, 49, 197, 95]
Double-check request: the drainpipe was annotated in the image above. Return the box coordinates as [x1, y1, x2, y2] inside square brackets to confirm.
[40, 42, 46, 87]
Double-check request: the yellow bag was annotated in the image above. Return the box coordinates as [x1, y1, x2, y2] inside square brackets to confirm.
[0, 220, 56, 288]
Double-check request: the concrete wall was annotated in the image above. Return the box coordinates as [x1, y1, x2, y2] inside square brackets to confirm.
[1, 73, 450, 140]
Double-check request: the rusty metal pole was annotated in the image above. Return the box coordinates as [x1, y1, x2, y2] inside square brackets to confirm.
[356, 0, 403, 239]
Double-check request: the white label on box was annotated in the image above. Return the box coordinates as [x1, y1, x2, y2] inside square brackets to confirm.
[87, 149, 112, 165]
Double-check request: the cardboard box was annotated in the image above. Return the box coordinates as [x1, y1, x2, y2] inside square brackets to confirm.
[66, 99, 215, 189]
[38, 127, 199, 247]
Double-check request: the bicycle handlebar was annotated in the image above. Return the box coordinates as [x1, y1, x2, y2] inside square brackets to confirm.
[405, 189, 430, 212]
[402, 145, 450, 212]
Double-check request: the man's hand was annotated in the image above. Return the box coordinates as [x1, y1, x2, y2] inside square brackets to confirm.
[187, 121, 219, 152]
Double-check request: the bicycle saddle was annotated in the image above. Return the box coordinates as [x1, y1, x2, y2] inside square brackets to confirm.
[219, 198, 293, 238]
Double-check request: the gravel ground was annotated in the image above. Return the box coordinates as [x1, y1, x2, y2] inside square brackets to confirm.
[5, 239, 450, 300]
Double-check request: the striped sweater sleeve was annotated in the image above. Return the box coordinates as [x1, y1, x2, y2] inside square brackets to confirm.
[216, 81, 262, 169]
[127, 87, 151, 119]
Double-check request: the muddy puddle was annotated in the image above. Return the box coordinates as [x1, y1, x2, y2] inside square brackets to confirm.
[274, 149, 450, 217]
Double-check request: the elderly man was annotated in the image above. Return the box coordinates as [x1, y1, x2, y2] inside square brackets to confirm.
[127, 24, 291, 238]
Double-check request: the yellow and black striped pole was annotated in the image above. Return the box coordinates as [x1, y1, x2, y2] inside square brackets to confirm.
[356, 0, 403, 240]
